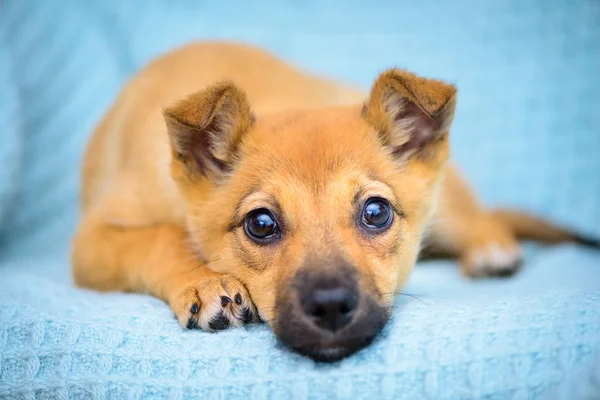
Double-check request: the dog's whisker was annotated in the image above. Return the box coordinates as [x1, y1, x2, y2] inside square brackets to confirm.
[397, 292, 429, 308]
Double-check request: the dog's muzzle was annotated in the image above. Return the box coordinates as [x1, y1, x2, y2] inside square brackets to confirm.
[274, 265, 389, 362]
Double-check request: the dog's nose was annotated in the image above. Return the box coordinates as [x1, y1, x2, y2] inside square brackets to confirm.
[301, 286, 357, 332]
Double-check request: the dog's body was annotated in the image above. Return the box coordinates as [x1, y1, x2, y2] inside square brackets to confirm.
[73, 42, 594, 361]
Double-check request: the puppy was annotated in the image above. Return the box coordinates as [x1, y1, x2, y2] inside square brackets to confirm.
[72, 41, 597, 361]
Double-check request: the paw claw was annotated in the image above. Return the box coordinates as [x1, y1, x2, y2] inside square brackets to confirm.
[190, 302, 199, 314]
[220, 295, 233, 307]
[235, 293, 242, 305]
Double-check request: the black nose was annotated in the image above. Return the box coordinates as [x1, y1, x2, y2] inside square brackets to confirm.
[302, 286, 358, 332]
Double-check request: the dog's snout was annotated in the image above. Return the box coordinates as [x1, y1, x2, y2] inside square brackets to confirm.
[302, 286, 357, 332]
[275, 264, 389, 362]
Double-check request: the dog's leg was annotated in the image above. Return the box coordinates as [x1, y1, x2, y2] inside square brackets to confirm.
[425, 168, 523, 277]
[72, 214, 256, 330]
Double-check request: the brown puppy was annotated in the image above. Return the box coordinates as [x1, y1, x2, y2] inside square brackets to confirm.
[72, 42, 597, 361]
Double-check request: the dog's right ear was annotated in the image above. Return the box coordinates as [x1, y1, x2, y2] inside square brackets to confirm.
[164, 81, 255, 182]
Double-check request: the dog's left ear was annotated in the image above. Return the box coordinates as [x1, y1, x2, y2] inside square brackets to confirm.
[164, 81, 255, 182]
[363, 69, 457, 163]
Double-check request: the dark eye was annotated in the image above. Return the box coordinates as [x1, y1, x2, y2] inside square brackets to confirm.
[361, 198, 393, 231]
[244, 209, 279, 242]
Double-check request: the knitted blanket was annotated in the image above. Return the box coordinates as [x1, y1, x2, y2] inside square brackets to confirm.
[1, 1, 599, 398]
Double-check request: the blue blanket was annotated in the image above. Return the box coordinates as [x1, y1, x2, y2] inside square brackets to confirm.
[1, 1, 599, 398]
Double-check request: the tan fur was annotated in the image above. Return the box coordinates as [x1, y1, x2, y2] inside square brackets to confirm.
[73, 42, 591, 356]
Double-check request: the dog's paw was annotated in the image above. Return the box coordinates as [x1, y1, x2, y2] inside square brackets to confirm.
[461, 242, 523, 278]
[170, 274, 256, 331]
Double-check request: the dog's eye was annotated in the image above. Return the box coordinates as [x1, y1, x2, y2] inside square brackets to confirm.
[244, 209, 278, 242]
[361, 198, 393, 231]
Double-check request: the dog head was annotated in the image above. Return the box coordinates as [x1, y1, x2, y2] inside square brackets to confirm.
[164, 69, 456, 361]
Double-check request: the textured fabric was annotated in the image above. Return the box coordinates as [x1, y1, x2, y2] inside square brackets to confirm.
[553, 353, 600, 400]
[1, 1, 599, 399]
[1, 248, 600, 399]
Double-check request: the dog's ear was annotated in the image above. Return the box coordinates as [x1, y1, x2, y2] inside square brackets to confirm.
[363, 69, 456, 163]
[164, 81, 255, 181]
